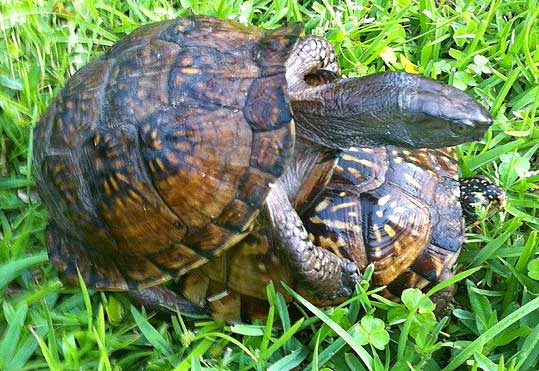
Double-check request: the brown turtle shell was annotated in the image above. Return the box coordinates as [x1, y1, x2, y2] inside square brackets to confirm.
[182, 146, 464, 319]
[33, 16, 301, 291]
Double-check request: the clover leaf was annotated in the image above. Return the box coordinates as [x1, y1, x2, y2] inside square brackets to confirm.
[354, 316, 390, 350]
[527, 259, 539, 280]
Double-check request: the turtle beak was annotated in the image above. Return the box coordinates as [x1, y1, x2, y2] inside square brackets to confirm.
[413, 77, 492, 141]
[457, 113, 492, 141]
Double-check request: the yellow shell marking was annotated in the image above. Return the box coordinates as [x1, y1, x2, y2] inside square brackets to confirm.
[331, 201, 358, 212]
[384, 224, 397, 238]
[342, 154, 376, 168]
[115, 197, 124, 208]
[152, 139, 162, 150]
[309, 216, 356, 231]
[127, 188, 143, 204]
[155, 158, 166, 172]
[148, 161, 156, 174]
[404, 173, 422, 189]
[372, 224, 383, 242]
[103, 180, 111, 196]
[346, 166, 362, 177]
[314, 198, 331, 212]
[53, 163, 63, 175]
[378, 195, 391, 206]
[115, 172, 128, 183]
[180, 67, 201, 75]
[109, 176, 120, 191]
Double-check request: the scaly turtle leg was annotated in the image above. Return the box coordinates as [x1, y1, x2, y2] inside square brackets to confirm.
[286, 36, 340, 93]
[265, 181, 360, 301]
[460, 176, 506, 223]
[128, 286, 210, 316]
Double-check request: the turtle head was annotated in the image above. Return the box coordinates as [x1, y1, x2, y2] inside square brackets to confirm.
[403, 75, 492, 146]
[290, 72, 492, 149]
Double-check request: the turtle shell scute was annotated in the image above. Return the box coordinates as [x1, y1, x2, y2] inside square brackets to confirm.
[33, 16, 302, 291]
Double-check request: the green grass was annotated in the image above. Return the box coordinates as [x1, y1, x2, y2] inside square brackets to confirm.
[1, 0, 538, 370]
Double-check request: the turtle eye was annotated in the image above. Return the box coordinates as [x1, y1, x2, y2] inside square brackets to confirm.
[450, 123, 474, 136]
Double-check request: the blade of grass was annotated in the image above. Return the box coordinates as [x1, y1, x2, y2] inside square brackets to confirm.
[283, 283, 373, 371]
[267, 347, 309, 371]
[130, 306, 172, 357]
[0, 253, 48, 291]
[442, 296, 539, 371]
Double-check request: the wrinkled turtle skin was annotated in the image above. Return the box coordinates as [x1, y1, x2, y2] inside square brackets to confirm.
[182, 146, 504, 321]
[33, 16, 493, 314]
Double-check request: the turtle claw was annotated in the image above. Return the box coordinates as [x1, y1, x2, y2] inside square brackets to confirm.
[303, 260, 360, 302]
[325, 260, 360, 300]
[339, 261, 361, 296]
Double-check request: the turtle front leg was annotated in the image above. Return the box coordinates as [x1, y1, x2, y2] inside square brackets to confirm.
[265, 182, 360, 301]
[286, 36, 340, 93]
[428, 269, 456, 317]
[128, 286, 211, 316]
[460, 176, 506, 224]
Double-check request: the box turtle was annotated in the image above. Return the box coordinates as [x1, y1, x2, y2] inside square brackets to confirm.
[33, 16, 493, 314]
[182, 146, 505, 320]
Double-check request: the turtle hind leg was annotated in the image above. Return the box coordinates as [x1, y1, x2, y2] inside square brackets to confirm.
[128, 286, 210, 317]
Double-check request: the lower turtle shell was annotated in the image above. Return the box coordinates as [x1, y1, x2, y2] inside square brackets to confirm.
[33, 16, 301, 291]
[181, 146, 464, 319]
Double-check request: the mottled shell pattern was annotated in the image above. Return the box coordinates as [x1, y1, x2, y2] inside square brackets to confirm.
[33, 16, 301, 291]
[187, 145, 464, 313]
[303, 146, 464, 300]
